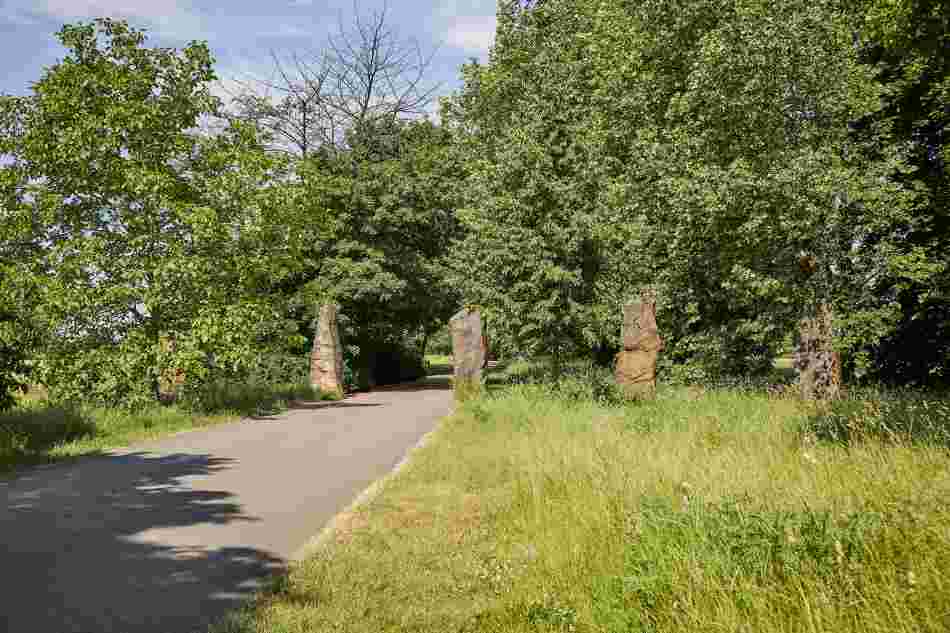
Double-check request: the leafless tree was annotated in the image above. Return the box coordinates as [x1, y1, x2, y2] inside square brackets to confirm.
[224, 1, 441, 159]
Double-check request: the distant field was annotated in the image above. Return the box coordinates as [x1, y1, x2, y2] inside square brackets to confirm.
[425, 354, 453, 371]
[774, 356, 794, 370]
[215, 381, 950, 633]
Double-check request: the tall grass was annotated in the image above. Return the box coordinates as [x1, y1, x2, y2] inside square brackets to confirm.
[216, 383, 950, 632]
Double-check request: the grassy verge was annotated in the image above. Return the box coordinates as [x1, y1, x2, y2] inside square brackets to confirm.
[1, 381, 330, 474]
[215, 383, 950, 633]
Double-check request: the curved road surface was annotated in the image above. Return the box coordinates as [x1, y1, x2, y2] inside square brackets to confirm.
[0, 381, 452, 633]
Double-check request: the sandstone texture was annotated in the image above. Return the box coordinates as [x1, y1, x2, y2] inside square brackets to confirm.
[615, 298, 664, 400]
[450, 308, 484, 398]
[310, 303, 345, 398]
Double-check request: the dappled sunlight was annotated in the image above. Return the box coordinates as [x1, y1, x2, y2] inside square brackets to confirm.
[0, 452, 284, 633]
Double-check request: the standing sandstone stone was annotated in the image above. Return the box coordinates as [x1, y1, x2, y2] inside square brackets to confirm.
[450, 308, 484, 400]
[795, 303, 842, 401]
[310, 304, 345, 399]
[615, 297, 664, 400]
[157, 335, 185, 403]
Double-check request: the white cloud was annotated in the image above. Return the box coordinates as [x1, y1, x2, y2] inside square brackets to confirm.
[38, 0, 183, 18]
[211, 56, 281, 107]
[444, 15, 495, 54]
[435, 0, 498, 18]
[8, 0, 206, 41]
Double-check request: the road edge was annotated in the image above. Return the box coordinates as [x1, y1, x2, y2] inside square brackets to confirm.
[290, 404, 454, 562]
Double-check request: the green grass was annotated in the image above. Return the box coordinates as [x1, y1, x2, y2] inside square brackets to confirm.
[214, 382, 950, 633]
[425, 354, 454, 376]
[774, 356, 794, 370]
[0, 401, 235, 473]
[1, 381, 330, 474]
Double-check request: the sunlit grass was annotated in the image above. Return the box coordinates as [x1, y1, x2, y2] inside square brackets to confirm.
[425, 354, 454, 379]
[1, 381, 329, 474]
[0, 400, 235, 473]
[215, 383, 950, 632]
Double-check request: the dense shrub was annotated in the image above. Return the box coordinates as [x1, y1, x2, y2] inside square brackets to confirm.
[869, 301, 950, 388]
[246, 352, 311, 386]
[35, 339, 158, 409]
[501, 358, 626, 405]
[427, 325, 453, 356]
[659, 326, 780, 388]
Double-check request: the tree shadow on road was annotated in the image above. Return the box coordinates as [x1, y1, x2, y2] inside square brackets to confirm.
[244, 401, 385, 420]
[287, 401, 385, 410]
[371, 376, 453, 392]
[0, 452, 284, 633]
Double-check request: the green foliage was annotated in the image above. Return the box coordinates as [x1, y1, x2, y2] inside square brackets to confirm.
[245, 352, 310, 386]
[0, 400, 237, 472]
[851, 0, 950, 386]
[0, 19, 307, 407]
[0, 404, 95, 458]
[288, 119, 463, 385]
[427, 324, 453, 356]
[499, 358, 625, 405]
[3, 0, 944, 410]
[0, 299, 32, 411]
[0, 228, 41, 411]
[179, 380, 326, 416]
[446, 0, 940, 380]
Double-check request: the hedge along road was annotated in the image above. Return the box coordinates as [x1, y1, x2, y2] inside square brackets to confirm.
[0, 379, 453, 633]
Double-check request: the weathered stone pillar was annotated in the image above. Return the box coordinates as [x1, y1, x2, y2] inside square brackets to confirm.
[310, 304, 345, 399]
[795, 303, 842, 400]
[157, 334, 184, 403]
[614, 295, 664, 400]
[450, 307, 484, 401]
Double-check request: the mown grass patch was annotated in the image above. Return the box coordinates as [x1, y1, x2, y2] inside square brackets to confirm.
[1, 381, 330, 474]
[215, 384, 950, 633]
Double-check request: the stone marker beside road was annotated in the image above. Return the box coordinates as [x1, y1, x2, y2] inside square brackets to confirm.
[311, 303, 345, 399]
[450, 307, 484, 401]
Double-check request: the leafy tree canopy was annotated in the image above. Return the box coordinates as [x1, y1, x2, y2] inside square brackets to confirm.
[0, 18, 307, 406]
[447, 0, 941, 380]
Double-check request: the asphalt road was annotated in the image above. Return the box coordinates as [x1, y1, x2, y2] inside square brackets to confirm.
[0, 380, 452, 633]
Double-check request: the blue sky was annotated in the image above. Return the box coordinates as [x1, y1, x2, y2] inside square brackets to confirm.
[0, 0, 497, 108]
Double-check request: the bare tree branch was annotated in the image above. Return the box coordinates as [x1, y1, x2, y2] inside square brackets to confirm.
[222, 0, 442, 159]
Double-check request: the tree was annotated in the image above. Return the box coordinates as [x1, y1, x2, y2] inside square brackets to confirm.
[226, 1, 441, 159]
[0, 268, 37, 409]
[221, 3, 459, 388]
[0, 105, 39, 408]
[290, 118, 464, 387]
[850, 0, 949, 386]
[0, 19, 305, 407]
[447, 0, 927, 377]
